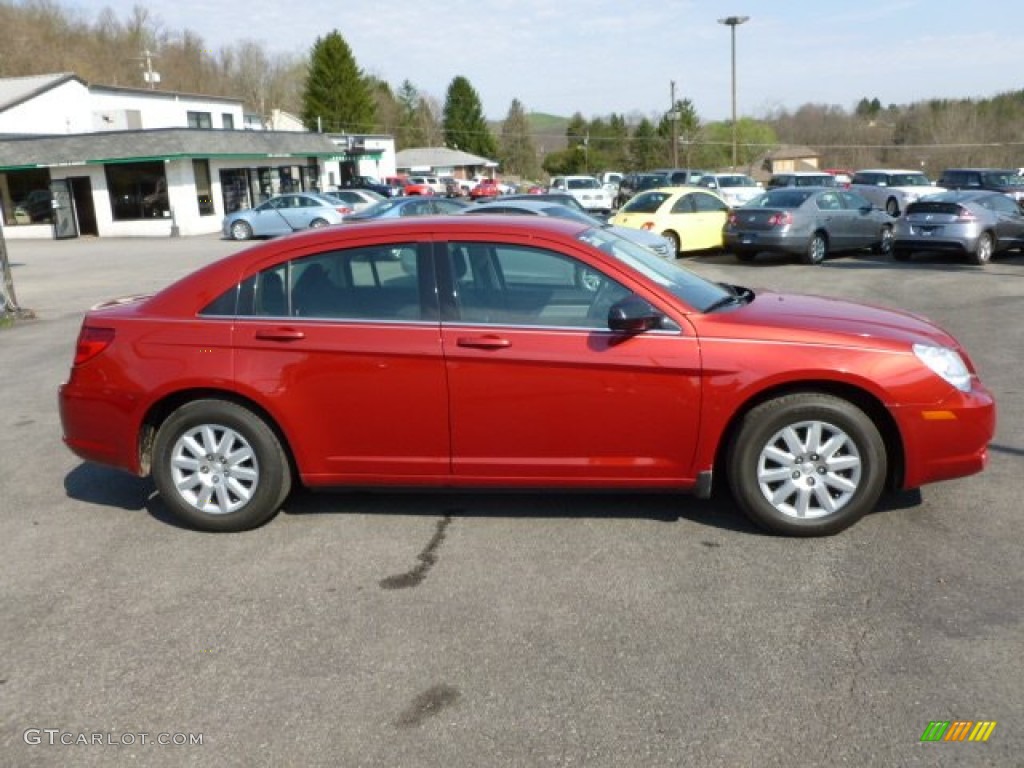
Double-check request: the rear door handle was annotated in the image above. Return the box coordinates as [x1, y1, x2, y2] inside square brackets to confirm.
[456, 335, 511, 349]
[254, 328, 306, 342]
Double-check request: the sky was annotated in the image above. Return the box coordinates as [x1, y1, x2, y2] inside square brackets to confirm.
[69, 0, 1024, 123]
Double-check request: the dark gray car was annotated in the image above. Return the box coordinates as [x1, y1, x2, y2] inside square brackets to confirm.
[723, 187, 893, 265]
[892, 189, 1024, 265]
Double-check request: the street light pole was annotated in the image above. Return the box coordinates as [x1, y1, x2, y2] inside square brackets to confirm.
[718, 15, 749, 170]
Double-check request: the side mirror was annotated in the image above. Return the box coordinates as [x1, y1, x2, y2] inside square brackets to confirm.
[608, 296, 663, 333]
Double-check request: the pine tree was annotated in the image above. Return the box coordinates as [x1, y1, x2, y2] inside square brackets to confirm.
[301, 31, 375, 133]
[499, 99, 537, 178]
[442, 76, 496, 157]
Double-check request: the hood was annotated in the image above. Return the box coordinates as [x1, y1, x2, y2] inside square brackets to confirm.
[697, 289, 957, 350]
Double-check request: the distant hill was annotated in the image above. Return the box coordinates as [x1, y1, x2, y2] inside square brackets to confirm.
[488, 112, 569, 153]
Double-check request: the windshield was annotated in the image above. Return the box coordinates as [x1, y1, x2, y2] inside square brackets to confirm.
[980, 171, 1024, 187]
[717, 175, 756, 188]
[889, 173, 931, 187]
[576, 227, 732, 312]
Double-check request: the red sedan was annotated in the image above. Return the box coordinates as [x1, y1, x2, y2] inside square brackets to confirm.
[470, 179, 500, 200]
[59, 217, 995, 535]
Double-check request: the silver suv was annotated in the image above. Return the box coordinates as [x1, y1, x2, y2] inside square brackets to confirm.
[850, 169, 942, 217]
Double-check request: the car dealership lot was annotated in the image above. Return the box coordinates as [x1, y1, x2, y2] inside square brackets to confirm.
[2, 235, 1022, 766]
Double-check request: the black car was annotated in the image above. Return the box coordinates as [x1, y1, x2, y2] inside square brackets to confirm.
[936, 168, 1024, 210]
[478, 193, 588, 213]
[615, 172, 669, 208]
[343, 175, 403, 198]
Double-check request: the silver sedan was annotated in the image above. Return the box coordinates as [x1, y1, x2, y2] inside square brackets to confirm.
[222, 193, 348, 240]
[724, 187, 894, 265]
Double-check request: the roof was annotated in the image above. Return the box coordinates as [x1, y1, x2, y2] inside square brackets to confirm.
[0, 73, 84, 113]
[396, 146, 497, 170]
[0, 128, 350, 171]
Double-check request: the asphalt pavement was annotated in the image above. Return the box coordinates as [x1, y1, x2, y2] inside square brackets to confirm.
[1, 232, 1021, 767]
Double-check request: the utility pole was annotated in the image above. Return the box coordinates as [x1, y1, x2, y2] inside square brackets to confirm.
[670, 81, 679, 168]
[138, 49, 161, 89]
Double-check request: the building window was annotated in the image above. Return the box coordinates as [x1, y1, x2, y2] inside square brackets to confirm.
[187, 111, 212, 129]
[1, 169, 53, 226]
[222, 113, 235, 130]
[193, 159, 214, 216]
[105, 161, 168, 220]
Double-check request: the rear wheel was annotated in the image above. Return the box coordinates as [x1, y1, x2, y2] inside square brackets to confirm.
[726, 393, 887, 536]
[309, 218, 329, 229]
[873, 224, 894, 255]
[662, 230, 681, 255]
[152, 400, 291, 532]
[802, 232, 828, 265]
[971, 232, 994, 265]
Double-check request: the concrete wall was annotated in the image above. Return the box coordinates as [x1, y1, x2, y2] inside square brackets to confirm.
[0, 80, 92, 135]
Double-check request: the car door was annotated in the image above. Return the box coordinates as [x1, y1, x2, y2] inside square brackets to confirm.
[981, 193, 1024, 248]
[229, 241, 450, 482]
[689, 191, 730, 249]
[249, 197, 293, 237]
[438, 240, 702, 483]
[840, 191, 883, 249]
[813, 190, 853, 250]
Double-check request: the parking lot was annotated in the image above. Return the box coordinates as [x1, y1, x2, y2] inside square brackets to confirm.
[2, 233, 1021, 766]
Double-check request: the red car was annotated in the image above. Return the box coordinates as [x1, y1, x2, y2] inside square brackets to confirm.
[470, 179, 500, 200]
[59, 217, 995, 535]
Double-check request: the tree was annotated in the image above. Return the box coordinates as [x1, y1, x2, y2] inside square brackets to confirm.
[629, 119, 663, 170]
[499, 99, 538, 178]
[442, 76, 496, 157]
[301, 30, 375, 133]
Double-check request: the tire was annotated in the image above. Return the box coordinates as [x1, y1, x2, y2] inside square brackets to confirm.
[662, 230, 681, 256]
[734, 249, 756, 262]
[873, 224, 894, 255]
[971, 231, 994, 265]
[152, 400, 291, 532]
[885, 198, 899, 217]
[309, 218, 329, 229]
[892, 248, 911, 262]
[726, 393, 887, 536]
[230, 220, 253, 241]
[802, 232, 828, 265]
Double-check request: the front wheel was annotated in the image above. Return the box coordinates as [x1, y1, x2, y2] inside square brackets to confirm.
[802, 232, 828, 265]
[152, 400, 291, 532]
[726, 393, 887, 536]
[230, 220, 253, 241]
[971, 231, 994, 265]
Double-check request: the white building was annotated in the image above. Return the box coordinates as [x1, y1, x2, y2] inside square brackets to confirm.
[0, 73, 396, 239]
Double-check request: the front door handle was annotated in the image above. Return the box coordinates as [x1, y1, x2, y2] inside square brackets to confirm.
[254, 328, 306, 342]
[456, 335, 511, 349]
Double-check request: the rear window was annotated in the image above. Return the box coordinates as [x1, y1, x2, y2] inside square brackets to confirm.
[794, 175, 836, 187]
[751, 189, 814, 208]
[621, 191, 671, 213]
[567, 178, 600, 190]
[906, 201, 962, 215]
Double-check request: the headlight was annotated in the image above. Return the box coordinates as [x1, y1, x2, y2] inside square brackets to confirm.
[913, 343, 971, 392]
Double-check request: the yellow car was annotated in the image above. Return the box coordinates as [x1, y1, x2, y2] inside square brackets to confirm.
[612, 185, 730, 255]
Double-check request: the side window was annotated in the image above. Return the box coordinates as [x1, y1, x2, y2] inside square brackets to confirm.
[448, 242, 630, 328]
[693, 192, 727, 212]
[816, 192, 842, 210]
[670, 195, 697, 214]
[230, 245, 425, 321]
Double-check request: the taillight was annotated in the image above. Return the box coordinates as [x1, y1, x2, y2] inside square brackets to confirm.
[955, 207, 977, 222]
[336, 205, 353, 215]
[767, 211, 794, 227]
[73, 326, 115, 366]
[727, 212, 738, 226]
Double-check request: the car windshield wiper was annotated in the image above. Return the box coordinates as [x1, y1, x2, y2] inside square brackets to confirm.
[703, 284, 753, 313]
